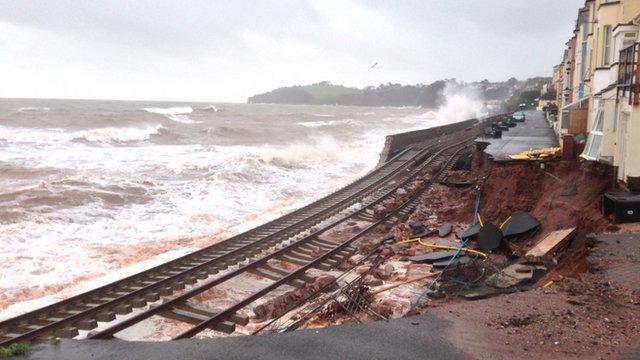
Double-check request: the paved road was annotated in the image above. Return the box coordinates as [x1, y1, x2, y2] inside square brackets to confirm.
[481, 110, 558, 161]
[24, 313, 466, 360]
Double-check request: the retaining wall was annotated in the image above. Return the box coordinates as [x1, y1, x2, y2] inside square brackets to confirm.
[377, 114, 506, 164]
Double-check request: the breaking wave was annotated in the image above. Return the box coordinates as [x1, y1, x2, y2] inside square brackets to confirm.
[143, 106, 200, 124]
[297, 118, 363, 128]
[0, 124, 163, 145]
[16, 106, 50, 112]
[199, 105, 220, 112]
[143, 106, 193, 115]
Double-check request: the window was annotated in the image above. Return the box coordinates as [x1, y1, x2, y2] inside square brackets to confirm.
[582, 105, 604, 160]
[561, 111, 569, 130]
[604, 26, 612, 65]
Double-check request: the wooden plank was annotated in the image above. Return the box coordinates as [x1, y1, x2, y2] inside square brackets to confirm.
[525, 228, 577, 261]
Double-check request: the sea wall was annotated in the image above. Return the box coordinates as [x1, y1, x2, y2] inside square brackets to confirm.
[377, 114, 505, 164]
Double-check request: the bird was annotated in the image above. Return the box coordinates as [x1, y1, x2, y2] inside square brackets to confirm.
[370, 62, 378, 69]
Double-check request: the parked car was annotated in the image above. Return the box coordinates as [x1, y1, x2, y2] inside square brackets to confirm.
[512, 111, 526, 122]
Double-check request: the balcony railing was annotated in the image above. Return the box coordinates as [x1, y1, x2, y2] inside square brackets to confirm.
[617, 42, 640, 105]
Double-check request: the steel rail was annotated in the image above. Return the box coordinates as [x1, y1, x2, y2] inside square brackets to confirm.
[88, 137, 473, 340]
[0, 142, 436, 345]
[173, 141, 471, 339]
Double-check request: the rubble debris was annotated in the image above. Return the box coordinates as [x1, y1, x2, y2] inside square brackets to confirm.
[459, 223, 481, 240]
[408, 221, 425, 234]
[486, 264, 535, 288]
[375, 263, 395, 280]
[253, 276, 336, 320]
[460, 286, 509, 300]
[432, 255, 471, 268]
[477, 223, 503, 252]
[370, 273, 439, 295]
[363, 275, 383, 287]
[500, 211, 540, 238]
[391, 223, 412, 241]
[395, 188, 409, 202]
[561, 184, 578, 197]
[437, 223, 453, 237]
[407, 251, 459, 263]
[525, 228, 577, 262]
[412, 229, 438, 239]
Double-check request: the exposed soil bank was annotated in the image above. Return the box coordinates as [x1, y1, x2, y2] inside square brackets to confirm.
[296, 150, 639, 359]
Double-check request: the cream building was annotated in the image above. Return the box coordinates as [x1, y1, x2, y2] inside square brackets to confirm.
[557, 0, 640, 188]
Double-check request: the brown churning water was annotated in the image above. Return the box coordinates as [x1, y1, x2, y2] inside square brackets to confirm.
[0, 98, 459, 316]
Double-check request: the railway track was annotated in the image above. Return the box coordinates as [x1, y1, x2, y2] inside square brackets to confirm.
[0, 132, 475, 345]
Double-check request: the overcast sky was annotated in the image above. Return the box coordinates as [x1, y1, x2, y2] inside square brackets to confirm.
[0, 0, 583, 102]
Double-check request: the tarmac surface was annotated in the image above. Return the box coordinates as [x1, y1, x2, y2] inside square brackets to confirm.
[481, 110, 558, 161]
[23, 313, 467, 360]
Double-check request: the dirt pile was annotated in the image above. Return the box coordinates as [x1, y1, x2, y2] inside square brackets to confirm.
[480, 161, 611, 235]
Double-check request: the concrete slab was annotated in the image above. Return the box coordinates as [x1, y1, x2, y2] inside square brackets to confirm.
[481, 111, 558, 161]
[25, 313, 466, 360]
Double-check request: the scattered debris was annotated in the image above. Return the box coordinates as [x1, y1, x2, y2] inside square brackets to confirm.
[459, 223, 481, 240]
[500, 211, 540, 238]
[509, 147, 561, 161]
[525, 228, 577, 262]
[437, 223, 453, 237]
[407, 251, 460, 263]
[432, 255, 471, 268]
[253, 276, 336, 320]
[477, 223, 503, 252]
[561, 184, 578, 197]
[486, 264, 534, 288]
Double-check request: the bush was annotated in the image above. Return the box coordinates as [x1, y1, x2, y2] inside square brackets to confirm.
[0, 344, 29, 358]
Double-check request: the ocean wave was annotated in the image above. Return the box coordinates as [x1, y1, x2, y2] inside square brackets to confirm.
[255, 136, 343, 169]
[143, 106, 201, 124]
[199, 105, 220, 112]
[297, 118, 363, 128]
[75, 124, 164, 143]
[143, 106, 193, 115]
[311, 113, 335, 118]
[0, 124, 163, 145]
[16, 106, 50, 112]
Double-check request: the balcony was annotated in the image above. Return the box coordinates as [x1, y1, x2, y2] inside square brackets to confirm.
[617, 42, 640, 105]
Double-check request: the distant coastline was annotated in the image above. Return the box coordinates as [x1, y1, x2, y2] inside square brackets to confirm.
[247, 78, 551, 109]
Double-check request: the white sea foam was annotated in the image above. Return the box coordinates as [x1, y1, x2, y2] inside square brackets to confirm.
[143, 106, 201, 123]
[143, 106, 193, 115]
[311, 113, 335, 117]
[200, 105, 220, 112]
[16, 106, 50, 112]
[0, 124, 163, 145]
[297, 118, 363, 127]
[1, 101, 480, 318]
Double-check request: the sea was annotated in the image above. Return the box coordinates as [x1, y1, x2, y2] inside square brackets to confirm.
[0, 97, 482, 318]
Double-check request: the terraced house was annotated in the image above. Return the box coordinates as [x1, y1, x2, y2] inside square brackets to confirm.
[553, 0, 640, 189]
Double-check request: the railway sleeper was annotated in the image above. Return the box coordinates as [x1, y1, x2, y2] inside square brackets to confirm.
[96, 311, 116, 322]
[174, 303, 249, 326]
[76, 318, 98, 331]
[159, 309, 241, 334]
[249, 268, 307, 288]
[315, 260, 337, 271]
[286, 249, 315, 262]
[276, 254, 307, 266]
